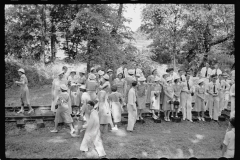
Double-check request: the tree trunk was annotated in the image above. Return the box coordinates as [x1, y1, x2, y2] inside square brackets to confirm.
[111, 4, 123, 38]
[50, 19, 56, 62]
[40, 5, 47, 64]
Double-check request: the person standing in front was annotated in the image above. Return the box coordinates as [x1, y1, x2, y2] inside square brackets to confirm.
[206, 74, 221, 121]
[15, 68, 34, 114]
[150, 76, 162, 119]
[125, 69, 136, 104]
[162, 77, 174, 121]
[108, 85, 124, 130]
[211, 63, 222, 82]
[229, 78, 235, 118]
[195, 79, 206, 121]
[50, 84, 76, 136]
[136, 76, 148, 120]
[172, 76, 182, 118]
[86, 74, 99, 101]
[107, 69, 114, 86]
[80, 101, 106, 158]
[219, 73, 230, 115]
[221, 117, 235, 158]
[113, 72, 126, 107]
[180, 71, 194, 122]
[80, 85, 91, 128]
[127, 81, 138, 132]
[51, 71, 67, 114]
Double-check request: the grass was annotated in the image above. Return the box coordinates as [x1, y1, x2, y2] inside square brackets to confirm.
[5, 81, 229, 159]
[5, 117, 228, 158]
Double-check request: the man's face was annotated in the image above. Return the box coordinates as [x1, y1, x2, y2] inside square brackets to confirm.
[87, 104, 93, 110]
[212, 77, 217, 83]
[205, 63, 209, 68]
[179, 71, 183, 75]
[186, 74, 190, 80]
[214, 64, 218, 69]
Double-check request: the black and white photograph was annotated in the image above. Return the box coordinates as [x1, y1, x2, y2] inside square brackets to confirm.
[5, 3, 235, 159]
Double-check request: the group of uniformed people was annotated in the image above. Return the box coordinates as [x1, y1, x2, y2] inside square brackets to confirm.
[14, 61, 235, 158]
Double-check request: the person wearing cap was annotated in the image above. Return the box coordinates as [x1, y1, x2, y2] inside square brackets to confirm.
[150, 76, 162, 119]
[108, 85, 124, 130]
[78, 68, 87, 85]
[51, 71, 67, 113]
[162, 76, 174, 121]
[218, 73, 230, 115]
[127, 81, 138, 132]
[50, 84, 76, 136]
[67, 69, 79, 112]
[15, 68, 34, 114]
[97, 83, 116, 131]
[99, 74, 111, 94]
[113, 71, 126, 106]
[86, 74, 98, 101]
[229, 78, 235, 118]
[125, 69, 136, 104]
[206, 74, 221, 121]
[136, 76, 147, 120]
[172, 76, 182, 118]
[62, 66, 68, 82]
[195, 79, 206, 121]
[178, 69, 186, 82]
[80, 100, 107, 158]
[180, 71, 194, 122]
[79, 85, 91, 128]
[221, 117, 235, 158]
[97, 70, 105, 84]
[107, 69, 114, 85]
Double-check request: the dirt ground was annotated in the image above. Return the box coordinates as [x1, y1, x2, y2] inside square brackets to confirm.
[5, 85, 229, 158]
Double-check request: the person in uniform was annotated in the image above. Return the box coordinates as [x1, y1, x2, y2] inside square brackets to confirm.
[51, 71, 68, 113]
[113, 71, 126, 106]
[86, 74, 98, 101]
[97, 84, 116, 131]
[80, 101, 106, 158]
[127, 81, 138, 132]
[163, 77, 174, 121]
[15, 68, 34, 114]
[125, 69, 136, 104]
[221, 117, 235, 158]
[206, 74, 221, 121]
[218, 73, 230, 115]
[195, 79, 205, 121]
[229, 78, 235, 118]
[180, 71, 194, 122]
[108, 85, 124, 130]
[99, 74, 111, 94]
[50, 84, 76, 136]
[80, 85, 91, 128]
[107, 69, 114, 85]
[178, 69, 186, 82]
[172, 76, 182, 118]
[136, 76, 147, 120]
[211, 63, 222, 80]
[150, 76, 162, 119]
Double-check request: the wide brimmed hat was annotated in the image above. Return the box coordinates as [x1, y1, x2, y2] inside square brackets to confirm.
[18, 68, 25, 74]
[222, 72, 229, 77]
[138, 76, 146, 81]
[198, 79, 205, 84]
[128, 69, 135, 75]
[166, 77, 172, 82]
[79, 68, 85, 74]
[89, 74, 96, 80]
[60, 84, 68, 91]
[152, 68, 157, 74]
[70, 69, 76, 74]
[103, 74, 109, 80]
[79, 85, 86, 90]
[90, 67, 95, 72]
[107, 69, 113, 73]
[98, 70, 104, 76]
[58, 71, 65, 76]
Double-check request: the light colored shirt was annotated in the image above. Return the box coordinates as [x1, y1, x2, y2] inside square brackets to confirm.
[200, 67, 212, 78]
[128, 88, 136, 105]
[211, 68, 222, 76]
[223, 128, 235, 151]
[230, 84, 235, 96]
[219, 80, 230, 91]
[207, 82, 221, 94]
[81, 92, 91, 105]
[181, 79, 194, 93]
